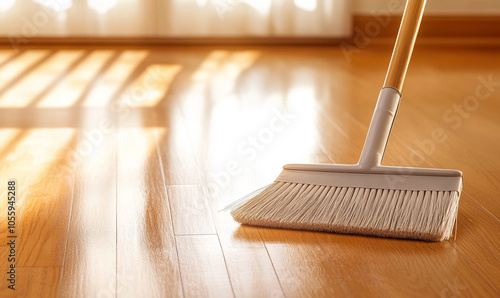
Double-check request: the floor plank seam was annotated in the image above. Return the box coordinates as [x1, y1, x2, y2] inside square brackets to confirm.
[316, 107, 350, 139]
[175, 101, 276, 297]
[459, 215, 500, 259]
[450, 239, 500, 294]
[313, 234, 351, 298]
[175, 100, 231, 295]
[57, 172, 76, 298]
[215, 234, 237, 298]
[444, 231, 499, 294]
[258, 230, 287, 298]
[464, 192, 500, 223]
[318, 143, 336, 164]
[154, 129, 185, 298]
[114, 116, 118, 298]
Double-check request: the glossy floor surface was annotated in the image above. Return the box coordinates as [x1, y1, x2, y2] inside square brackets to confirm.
[0, 44, 499, 297]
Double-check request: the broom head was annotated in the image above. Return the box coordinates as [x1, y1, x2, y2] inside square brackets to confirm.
[229, 164, 462, 241]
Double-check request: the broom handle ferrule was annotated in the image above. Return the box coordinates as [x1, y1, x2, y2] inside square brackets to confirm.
[384, 0, 427, 91]
[358, 87, 401, 169]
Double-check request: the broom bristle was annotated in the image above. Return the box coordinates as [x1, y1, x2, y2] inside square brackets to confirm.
[231, 182, 460, 241]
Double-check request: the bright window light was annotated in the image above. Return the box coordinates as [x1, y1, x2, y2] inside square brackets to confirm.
[83, 51, 149, 107]
[241, 0, 271, 15]
[196, 0, 207, 8]
[294, 0, 317, 12]
[0, 51, 49, 91]
[191, 50, 259, 100]
[0, 51, 83, 108]
[88, 0, 118, 14]
[121, 64, 183, 108]
[0, 51, 15, 65]
[38, 51, 114, 108]
[0, 0, 16, 12]
[4, 129, 76, 182]
[34, 0, 73, 12]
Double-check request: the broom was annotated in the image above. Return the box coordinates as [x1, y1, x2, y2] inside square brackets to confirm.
[227, 0, 463, 241]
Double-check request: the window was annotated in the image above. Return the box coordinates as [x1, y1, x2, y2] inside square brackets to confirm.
[0, 0, 16, 12]
[33, 0, 73, 12]
[88, 0, 119, 14]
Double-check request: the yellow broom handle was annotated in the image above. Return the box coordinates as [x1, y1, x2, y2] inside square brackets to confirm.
[384, 0, 427, 91]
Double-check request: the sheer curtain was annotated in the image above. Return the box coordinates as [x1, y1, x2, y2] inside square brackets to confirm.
[0, 0, 351, 38]
[159, 0, 351, 37]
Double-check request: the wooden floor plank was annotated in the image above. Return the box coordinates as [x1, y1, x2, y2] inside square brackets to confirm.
[176, 235, 234, 298]
[208, 203, 285, 298]
[0, 126, 76, 297]
[167, 185, 216, 236]
[459, 194, 500, 251]
[0, 128, 76, 269]
[0, 246, 8, 292]
[259, 229, 347, 298]
[316, 233, 498, 297]
[116, 124, 183, 298]
[175, 83, 333, 298]
[451, 221, 500, 292]
[113, 58, 187, 297]
[207, 191, 285, 298]
[16, 176, 73, 267]
[220, 244, 285, 298]
[155, 105, 204, 186]
[0, 267, 62, 298]
[0, 129, 75, 244]
[59, 109, 117, 298]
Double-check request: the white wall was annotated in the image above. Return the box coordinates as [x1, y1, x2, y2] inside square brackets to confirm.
[353, 0, 500, 15]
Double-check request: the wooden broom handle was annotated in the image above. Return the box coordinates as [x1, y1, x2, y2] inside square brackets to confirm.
[384, 0, 427, 91]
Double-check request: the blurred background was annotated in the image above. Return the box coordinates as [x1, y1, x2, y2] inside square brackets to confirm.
[0, 0, 498, 41]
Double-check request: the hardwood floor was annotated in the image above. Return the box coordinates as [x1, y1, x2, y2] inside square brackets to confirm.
[0, 44, 498, 297]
